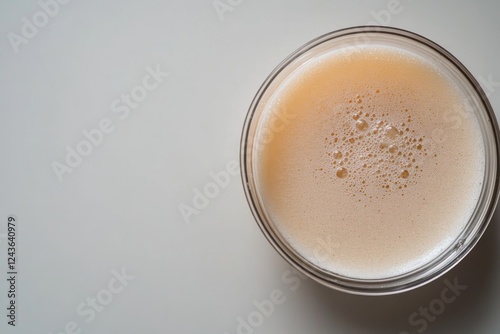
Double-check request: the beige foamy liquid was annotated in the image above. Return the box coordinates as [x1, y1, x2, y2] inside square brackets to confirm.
[255, 46, 485, 279]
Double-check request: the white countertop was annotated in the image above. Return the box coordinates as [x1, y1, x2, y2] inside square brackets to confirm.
[0, 1, 499, 333]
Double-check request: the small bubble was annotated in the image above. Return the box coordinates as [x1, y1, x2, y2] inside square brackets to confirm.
[380, 142, 388, 150]
[401, 170, 410, 179]
[355, 119, 369, 132]
[336, 167, 348, 178]
[333, 150, 342, 159]
[388, 145, 398, 154]
[417, 144, 422, 150]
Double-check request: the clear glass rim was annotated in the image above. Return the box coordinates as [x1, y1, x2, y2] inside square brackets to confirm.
[240, 26, 500, 295]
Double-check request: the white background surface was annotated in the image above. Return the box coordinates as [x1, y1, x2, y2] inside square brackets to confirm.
[0, 1, 499, 333]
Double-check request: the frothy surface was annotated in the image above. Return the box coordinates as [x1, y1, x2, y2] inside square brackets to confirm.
[255, 46, 485, 279]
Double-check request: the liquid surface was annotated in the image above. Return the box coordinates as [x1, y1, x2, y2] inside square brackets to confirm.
[255, 46, 485, 279]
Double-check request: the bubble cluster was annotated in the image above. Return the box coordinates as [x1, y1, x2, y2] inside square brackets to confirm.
[317, 89, 432, 199]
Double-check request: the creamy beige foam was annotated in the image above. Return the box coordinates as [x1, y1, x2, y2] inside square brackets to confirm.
[255, 46, 485, 279]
